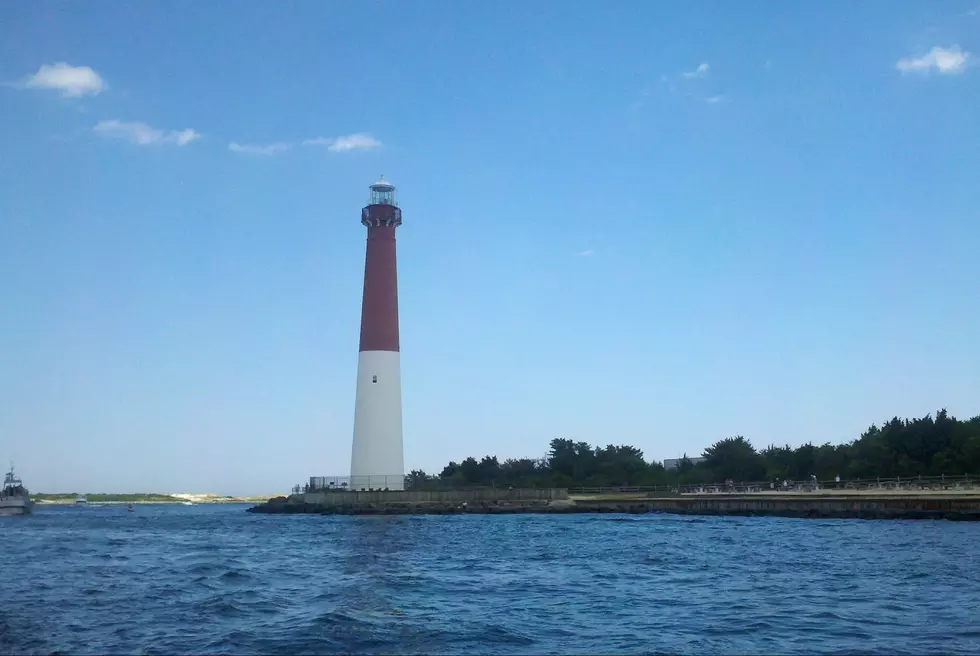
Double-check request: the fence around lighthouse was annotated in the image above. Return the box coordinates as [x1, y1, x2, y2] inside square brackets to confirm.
[307, 475, 406, 492]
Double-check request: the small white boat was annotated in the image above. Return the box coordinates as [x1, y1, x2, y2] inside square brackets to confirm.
[181, 501, 194, 506]
[0, 465, 33, 516]
[74, 494, 88, 505]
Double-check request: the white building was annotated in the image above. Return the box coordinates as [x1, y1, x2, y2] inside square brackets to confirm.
[662, 456, 706, 471]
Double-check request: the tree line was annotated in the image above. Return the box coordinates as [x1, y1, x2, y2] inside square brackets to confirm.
[405, 408, 980, 489]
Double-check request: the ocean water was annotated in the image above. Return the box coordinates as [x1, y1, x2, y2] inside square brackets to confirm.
[1, 504, 979, 655]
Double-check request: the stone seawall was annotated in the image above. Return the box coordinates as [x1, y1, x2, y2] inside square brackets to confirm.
[248, 491, 980, 520]
[583, 494, 980, 521]
[301, 488, 567, 506]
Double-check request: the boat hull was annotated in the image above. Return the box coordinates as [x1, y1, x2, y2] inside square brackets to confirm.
[0, 498, 33, 516]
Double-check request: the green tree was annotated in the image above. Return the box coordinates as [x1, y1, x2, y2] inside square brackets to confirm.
[405, 470, 431, 490]
[702, 436, 765, 481]
[426, 408, 980, 489]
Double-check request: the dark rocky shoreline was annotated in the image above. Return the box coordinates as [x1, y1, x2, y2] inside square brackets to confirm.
[247, 495, 980, 521]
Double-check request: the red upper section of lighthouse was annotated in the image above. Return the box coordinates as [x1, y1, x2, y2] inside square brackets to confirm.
[358, 177, 401, 352]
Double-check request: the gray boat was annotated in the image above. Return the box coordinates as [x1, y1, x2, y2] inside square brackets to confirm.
[0, 465, 33, 516]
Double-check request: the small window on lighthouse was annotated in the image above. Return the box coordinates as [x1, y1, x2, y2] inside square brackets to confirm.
[372, 375, 378, 383]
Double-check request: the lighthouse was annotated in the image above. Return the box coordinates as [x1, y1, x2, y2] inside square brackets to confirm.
[349, 176, 405, 491]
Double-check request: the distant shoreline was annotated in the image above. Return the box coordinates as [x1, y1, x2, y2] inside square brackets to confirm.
[33, 496, 275, 505]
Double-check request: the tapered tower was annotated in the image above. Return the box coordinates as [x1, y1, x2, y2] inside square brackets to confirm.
[350, 176, 404, 490]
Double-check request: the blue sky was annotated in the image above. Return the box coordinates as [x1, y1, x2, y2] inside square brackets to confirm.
[1, 1, 978, 495]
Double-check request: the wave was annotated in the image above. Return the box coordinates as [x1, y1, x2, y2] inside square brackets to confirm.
[3, 504, 977, 655]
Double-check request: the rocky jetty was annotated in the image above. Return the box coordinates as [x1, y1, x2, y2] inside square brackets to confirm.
[247, 493, 980, 520]
[247, 495, 561, 515]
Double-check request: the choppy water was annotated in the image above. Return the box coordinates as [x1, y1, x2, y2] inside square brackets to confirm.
[2, 504, 979, 655]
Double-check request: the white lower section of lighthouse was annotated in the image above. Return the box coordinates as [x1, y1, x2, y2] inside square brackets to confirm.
[350, 350, 405, 491]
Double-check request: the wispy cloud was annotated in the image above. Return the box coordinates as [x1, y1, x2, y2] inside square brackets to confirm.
[302, 132, 382, 152]
[19, 62, 107, 97]
[896, 46, 972, 75]
[633, 67, 728, 112]
[94, 120, 200, 146]
[576, 249, 594, 257]
[226, 132, 382, 156]
[228, 141, 291, 156]
[682, 63, 710, 79]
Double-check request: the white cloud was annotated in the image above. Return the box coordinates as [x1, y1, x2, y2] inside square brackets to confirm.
[301, 137, 332, 147]
[228, 141, 291, 155]
[226, 132, 381, 156]
[94, 120, 201, 146]
[171, 129, 200, 146]
[682, 63, 710, 79]
[303, 132, 382, 152]
[23, 62, 107, 97]
[576, 249, 594, 257]
[896, 46, 971, 75]
[705, 95, 726, 104]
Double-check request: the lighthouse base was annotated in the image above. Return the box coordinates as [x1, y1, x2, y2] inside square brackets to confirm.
[350, 350, 405, 491]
